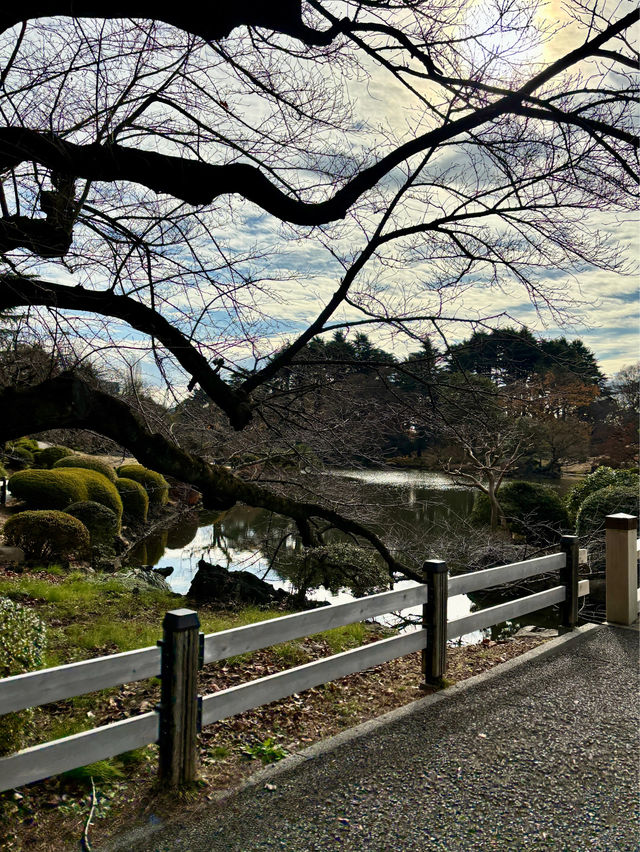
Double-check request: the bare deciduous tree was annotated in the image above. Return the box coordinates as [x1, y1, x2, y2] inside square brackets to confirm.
[0, 1, 637, 575]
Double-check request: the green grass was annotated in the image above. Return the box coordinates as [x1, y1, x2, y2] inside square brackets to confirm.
[0, 573, 286, 667]
[314, 621, 368, 654]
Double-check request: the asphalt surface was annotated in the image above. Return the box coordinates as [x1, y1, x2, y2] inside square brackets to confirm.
[106, 625, 639, 852]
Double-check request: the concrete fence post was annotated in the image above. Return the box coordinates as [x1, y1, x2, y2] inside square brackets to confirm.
[422, 559, 448, 685]
[158, 608, 201, 786]
[560, 535, 579, 630]
[605, 514, 638, 626]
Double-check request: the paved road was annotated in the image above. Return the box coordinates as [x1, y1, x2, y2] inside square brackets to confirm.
[107, 625, 639, 852]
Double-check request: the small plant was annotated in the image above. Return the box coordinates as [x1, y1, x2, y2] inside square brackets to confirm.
[3, 510, 91, 561]
[0, 597, 46, 754]
[241, 737, 287, 765]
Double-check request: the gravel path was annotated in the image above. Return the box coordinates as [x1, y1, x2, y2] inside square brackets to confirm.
[108, 625, 639, 852]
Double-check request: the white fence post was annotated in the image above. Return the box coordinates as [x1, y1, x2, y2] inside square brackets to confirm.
[605, 514, 638, 626]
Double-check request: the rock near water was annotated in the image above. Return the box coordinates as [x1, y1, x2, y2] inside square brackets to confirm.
[188, 558, 290, 606]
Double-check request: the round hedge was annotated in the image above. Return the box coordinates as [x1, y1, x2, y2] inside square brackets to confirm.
[0, 597, 46, 755]
[116, 464, 169, 508]
[576, 486, 639, 536]
[3, 509, 90, 561]
[53, 454, 117, 482]
[13, 437, 39, 452]
[6, 445, 35, 470]
[32, 445, 73, 469]
[471, 480, 568, 543]
[65, 501, 119, 548]
[9, 468, 123, 523]
[566, 467, 638, 522]
[115, 477, 149, 524]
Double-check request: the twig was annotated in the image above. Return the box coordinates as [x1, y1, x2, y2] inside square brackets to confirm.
[80, 776, 96, 852]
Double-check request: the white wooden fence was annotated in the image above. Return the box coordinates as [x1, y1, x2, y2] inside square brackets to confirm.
[0, 541, 596, 792]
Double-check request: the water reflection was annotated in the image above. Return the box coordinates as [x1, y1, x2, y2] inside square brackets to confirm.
[128, 469, 570, 643]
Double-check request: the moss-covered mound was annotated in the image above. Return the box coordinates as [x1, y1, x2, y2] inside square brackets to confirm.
[9, 468, 123, 522]
[54, 454, 117, 482]
[65, 501, 120, 548]
[115, 477, 149, 524]
[116, 464, 169, 509]
[32, 445, 73, 469]
[3, 509, 91, 562]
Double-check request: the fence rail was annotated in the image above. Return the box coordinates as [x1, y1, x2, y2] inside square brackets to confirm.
[0, 530, 621, 794]
[202, 585, 429, 664]
[0, 645, 161, 716]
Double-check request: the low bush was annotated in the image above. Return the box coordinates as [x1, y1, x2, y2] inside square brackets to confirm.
[566, 466, 638, 523]
[9, 468, 123, 522]
[576, 486, 639, 537]
[0, 597, 46, 755]
[116, 477, 149, 524]
[3, 510, 90, 561]
[65, 501, 119, 549]
[32, 445, 73, 469]
[471, 481, 568, 543]
[116, 464, 169, 509]
[54, 454, 117, 482]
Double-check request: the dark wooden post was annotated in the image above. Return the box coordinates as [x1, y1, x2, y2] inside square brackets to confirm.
[560, 535, 579, 630]
[423, 559, 448, 685]
[158, 608, 201, 786]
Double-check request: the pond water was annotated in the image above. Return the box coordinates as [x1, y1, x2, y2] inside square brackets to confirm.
[129, 469, 577, 643]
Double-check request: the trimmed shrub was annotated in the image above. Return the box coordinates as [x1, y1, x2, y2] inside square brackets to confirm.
[9, 469, 84, 509]
[576, 486, 639, 537]
[3, 509, 90, 561]
[116, 477, 149, 524]
[471, 481, 568, 543]
[54, 454, 117, 482]
[0, 597, 46, 755]
[65, 501, 119, 549]
[6, 445, 34, 470]
[116, 464, 169, 509]
[566, 467, 638, 523]
[9, 468, 123, 523]
[32, 445, 73, 469]
[16, 437, 39, 450]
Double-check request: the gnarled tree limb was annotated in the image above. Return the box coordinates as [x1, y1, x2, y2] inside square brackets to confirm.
[1, 6, 637, 240]
[0, 2, 343, 45]
[0, 275, 253, 429]
[0, 372, 416, 579]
